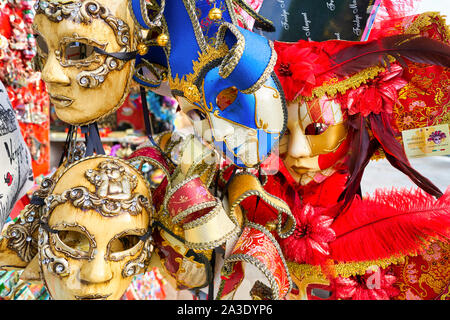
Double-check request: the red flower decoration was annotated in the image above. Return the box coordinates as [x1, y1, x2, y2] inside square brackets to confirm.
[333, 268, 400, 300]
[339, 64, 408, 116]
[274, 41, 331, 101]
[280, 204, 336, 265]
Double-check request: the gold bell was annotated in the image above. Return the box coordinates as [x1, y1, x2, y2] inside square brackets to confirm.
[156, 33, 169, 47]
[137, 43, 148, 55]
[208, 7, 222, 20]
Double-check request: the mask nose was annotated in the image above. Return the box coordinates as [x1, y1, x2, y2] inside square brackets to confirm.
[288, 126, 312, 158]
[79, 250, 113, 284]
[41, 53, 70, 86]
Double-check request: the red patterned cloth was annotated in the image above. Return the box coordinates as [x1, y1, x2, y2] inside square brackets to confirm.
[391, 241, 450, 300]
[368, 12, 450, 135]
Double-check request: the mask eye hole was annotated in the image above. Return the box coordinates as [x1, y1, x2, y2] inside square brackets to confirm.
[216, 86, 238, 111]
[310, 288, 333, 299]
[305, 123, 329, 135]
[57, 230, 91, 253]
[109, 234, 141, 253]
[186, 109, 206, 121]
[35, 34, 48, 57]
[64, 41, 95, 61]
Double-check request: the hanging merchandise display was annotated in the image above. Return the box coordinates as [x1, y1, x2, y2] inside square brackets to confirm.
[117, 90, 177, 134]
[0, 0, 449, 301]
[124, 0, 450, 300]
[236, 10, 450, 300]
[0, 0, 50, 179]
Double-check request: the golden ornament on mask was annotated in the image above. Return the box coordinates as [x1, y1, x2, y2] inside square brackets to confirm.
[208, 7, 222, 20]
[173, 225, 184, 237]
[137, 43, 148, 55]
[185, 85, 201, 102]
[265, 221, 277, 232]
[156, 33, 169, 47]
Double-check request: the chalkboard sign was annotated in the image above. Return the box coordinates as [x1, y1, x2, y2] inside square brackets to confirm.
[257, 0, 375, 42]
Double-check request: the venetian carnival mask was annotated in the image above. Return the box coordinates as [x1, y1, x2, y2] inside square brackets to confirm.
[127, 0, 287, 168]
[182, 71, 286, 168]
[38, 156, 153, 300]
[176, 23, 287, 168]
[32, 0, 138, 126]
[281, 97, 349, 185]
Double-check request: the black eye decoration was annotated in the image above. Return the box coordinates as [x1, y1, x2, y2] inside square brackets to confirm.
[305, 122, 329, 135]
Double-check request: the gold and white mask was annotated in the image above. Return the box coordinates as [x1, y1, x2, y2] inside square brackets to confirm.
[281, 97, 349, 185]
[33, 0, 138, 125]
[38, 156, 153, 300]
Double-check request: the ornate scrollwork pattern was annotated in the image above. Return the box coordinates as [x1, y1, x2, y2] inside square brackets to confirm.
[45, 186, 151, 217]
[5, 204, 41, 263]
[38, 227, 70, 277]
[121, 238, 153, 278]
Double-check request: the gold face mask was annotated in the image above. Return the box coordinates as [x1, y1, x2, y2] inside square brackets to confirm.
[38, 156, 153, 300]
[33, 0, 137, 126]
[281, 97, 348, 185]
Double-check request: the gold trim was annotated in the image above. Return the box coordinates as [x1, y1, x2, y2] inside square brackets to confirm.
[405, 12, 450, 42]
[288, 254, 409, 282]
[214, 23, 277, 94]
[227, 172, 296, 238]
[169, 44, 228, 103]
[241, 41, 277, 94]
[216, 23, 246, 79]
[133, 60, 168, 88]
[297, 63, 389, 103]
[222, 222, 292, 300]
[332, 256, 408, 278]
[182, 0, 208, 53]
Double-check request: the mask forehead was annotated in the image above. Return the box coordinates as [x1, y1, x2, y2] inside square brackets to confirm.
[299, 97, 344, 128]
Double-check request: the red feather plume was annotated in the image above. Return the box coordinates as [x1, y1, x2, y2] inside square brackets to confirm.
[329, 187, 450, 263]
[325, 34, 450, 77]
